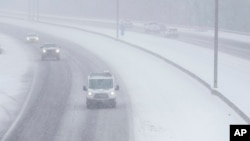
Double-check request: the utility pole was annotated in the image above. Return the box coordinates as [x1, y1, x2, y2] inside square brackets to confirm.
[28, 0, 31, 20]
[214, 0, 219, 88]
[33, 0, 36, 21]
[30, 0, 35, 21]
[28, 0, 34, 21]
[36, 0, 39, 21]
[116, 0, 120, 39]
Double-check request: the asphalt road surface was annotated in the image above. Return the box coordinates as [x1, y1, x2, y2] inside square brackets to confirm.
[0, 23, 133, 141]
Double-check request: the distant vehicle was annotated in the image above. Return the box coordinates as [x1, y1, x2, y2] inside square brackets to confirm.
[40, 43, 60, 60]
[83, 71, 119, 108]
[120, 19, 133, 28]
[163, 28, 179, 38]
[26, 33, 39, 42]
[144, 22, 166, 33]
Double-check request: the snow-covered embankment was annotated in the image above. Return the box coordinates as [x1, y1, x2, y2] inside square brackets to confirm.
[0, 33, 33, 137]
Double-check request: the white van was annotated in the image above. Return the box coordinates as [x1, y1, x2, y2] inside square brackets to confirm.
[83, 71, 119, 108]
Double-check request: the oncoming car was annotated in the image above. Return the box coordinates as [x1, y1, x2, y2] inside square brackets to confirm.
[40, 43, 61, 60]
[26, 33, 39, 42]
[83, 71, 119, 109]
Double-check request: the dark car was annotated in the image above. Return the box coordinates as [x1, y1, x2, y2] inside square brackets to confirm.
[40, 43, 61, 60]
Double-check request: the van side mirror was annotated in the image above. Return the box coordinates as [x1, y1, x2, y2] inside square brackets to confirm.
[83, 86, 87, 91]
[115, 85, 119, 91]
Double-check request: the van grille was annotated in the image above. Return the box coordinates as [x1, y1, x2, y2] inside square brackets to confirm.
[94, 93, 109, 99]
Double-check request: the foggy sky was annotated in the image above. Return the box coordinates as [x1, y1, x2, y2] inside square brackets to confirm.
[0, 0, 250, 32]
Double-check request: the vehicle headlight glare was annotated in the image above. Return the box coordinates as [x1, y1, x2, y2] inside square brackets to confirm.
[110, 91, 115, 95]
[26, 37, 30, 40]
[42, 49, 46, 53]
[56, 49, 60, 53]
[88, 92, 92, 96]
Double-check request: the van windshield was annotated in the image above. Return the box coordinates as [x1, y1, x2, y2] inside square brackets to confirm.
[89, 79, 113, 89]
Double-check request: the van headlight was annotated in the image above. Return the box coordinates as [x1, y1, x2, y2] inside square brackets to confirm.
[110, 91, 115, 95]
[88, 92, 92, 96]
[42, 49, 46, 53]
[56, 49, 60, 53]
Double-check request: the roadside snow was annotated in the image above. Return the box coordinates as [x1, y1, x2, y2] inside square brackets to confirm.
[39, 19, 250, 118]
[180, 29, 250, 44]
[0, 18, 247, 141]
[121, 31, 250, 118]
[39, 15, 250, 44]
[0, 33, 33, 137]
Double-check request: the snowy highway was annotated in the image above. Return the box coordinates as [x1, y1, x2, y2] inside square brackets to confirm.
[0, 18, 247, 141]
[0, 24, 131, 141]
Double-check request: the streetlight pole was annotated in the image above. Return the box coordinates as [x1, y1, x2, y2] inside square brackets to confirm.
[116, 0, 120, 39]
[29, 0, 34, 21]
[31, 0, 35, 21]
[36, 0, 39, 21]
[214, 0, 219, 88]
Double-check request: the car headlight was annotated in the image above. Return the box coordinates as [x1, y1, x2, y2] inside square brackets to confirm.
[26, 37, 30, 40]
[42, 49, 46, 53]
[88, 92, 92, 96]
[110, 91, 115, 95]
[36, 37, 39, 40]
[56, 49, 60, 53]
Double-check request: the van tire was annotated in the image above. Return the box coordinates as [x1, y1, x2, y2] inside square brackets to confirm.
[110, 99, 116, 108]
[86, 99, 92, 109]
